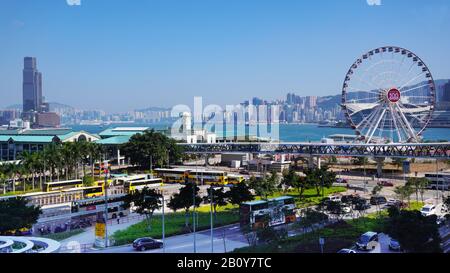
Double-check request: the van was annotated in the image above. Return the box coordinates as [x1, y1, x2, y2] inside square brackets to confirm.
[356, 232, 378, 250]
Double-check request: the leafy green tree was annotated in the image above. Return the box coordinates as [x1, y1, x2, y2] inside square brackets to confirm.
[121, 129, 183, 169]
[394, 185, 415, 206]
[406, 177, 428, 202]
[122, 187, 162, 231]
[303, 166, 336, 196]
[297, 209, 328, 233]
[203, 186, 228, 220]
[167, 182, 202, 228]
[248, 172, 278, 200]
[0, 197, 42, 235]
[282, 169, 311, 197]
[371, 184, 383, 196]
[385, 208, 441, 253]
[227, 182, 253, 206]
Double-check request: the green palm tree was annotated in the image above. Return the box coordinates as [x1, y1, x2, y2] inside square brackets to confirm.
[0, 165, 8, 194]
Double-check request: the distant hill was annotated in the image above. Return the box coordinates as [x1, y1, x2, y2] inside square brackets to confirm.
[135, 106, 171, 112]
[48, 102, 74, 111]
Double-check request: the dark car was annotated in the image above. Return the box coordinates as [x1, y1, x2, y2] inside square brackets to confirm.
[378, 181, 394, 187]
[133, 237, 163, 251]
[389, 239, 402, 251]
[370, 196, 387, 206]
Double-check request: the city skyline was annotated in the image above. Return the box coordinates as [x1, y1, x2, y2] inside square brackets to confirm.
[1, 0, 450, 112]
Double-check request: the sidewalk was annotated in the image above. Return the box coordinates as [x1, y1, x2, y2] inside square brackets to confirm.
[60, 213, 144, 249]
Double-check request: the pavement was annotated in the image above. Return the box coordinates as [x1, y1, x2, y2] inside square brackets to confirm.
[92, 224, 248, 253]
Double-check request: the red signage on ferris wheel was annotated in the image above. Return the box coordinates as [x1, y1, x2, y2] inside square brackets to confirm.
[387, 88, 401, 103]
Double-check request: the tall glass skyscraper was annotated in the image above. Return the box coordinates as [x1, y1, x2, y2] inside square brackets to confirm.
[22, 57, 43, 113]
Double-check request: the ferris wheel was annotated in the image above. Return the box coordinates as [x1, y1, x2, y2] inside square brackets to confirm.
[341, 46, 436, 143]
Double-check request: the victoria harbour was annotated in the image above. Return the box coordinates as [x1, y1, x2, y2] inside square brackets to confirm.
[71, 123, 450, 142]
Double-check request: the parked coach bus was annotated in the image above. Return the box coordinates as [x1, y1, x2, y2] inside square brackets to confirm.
[425, 173, 450, 191]
[240, 196, 297, 230]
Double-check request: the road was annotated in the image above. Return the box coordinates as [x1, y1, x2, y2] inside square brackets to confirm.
[92, 224, 248, 253]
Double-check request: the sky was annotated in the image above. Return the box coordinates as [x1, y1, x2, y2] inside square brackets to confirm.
[0, 0, 450, 112]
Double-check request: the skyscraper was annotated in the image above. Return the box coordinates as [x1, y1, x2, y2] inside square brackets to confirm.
[23, 57, 43, 113]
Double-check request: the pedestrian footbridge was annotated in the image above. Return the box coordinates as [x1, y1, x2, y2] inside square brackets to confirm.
[0, 236, 61, 253]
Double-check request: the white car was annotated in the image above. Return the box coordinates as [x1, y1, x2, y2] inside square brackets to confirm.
[420, 204, 437, 217]
[324, 195, 341, 202]
[337, 248, 356, 253]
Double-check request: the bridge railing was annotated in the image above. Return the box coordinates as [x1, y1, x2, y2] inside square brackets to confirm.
[179, 142, 450, 159]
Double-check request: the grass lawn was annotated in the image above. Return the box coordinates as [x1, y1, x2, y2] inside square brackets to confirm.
[234, 214, 388, 253]
[257, 187, 347, 208]
[112, 205, 239, 246]
[42, 229, 85, 241]
[234, 200, 425, 253]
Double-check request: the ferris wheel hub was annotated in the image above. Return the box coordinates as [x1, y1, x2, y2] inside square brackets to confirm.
[386, 88, 401, 103]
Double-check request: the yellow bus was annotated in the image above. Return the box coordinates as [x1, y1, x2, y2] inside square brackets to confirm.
[43, 180, 83, 192]
[123, 178, 163, 194]
[82, 185, 104, 198]
[227, 174, 245, 185]
[154, 168, 189, 184]
[187, 170, 228, 186]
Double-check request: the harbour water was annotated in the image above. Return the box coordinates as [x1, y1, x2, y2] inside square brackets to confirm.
[70, 123, 450, 142]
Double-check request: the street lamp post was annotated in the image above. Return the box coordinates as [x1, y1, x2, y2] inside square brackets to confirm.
[103, 160, 109, 248]
[162, 192, 165, 253]
[210, 185, 214, 253]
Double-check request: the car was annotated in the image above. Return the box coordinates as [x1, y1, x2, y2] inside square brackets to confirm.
[370, 196, 387, 206]
[420, 204, 437, 217]
[386, 199, 407, 209]
[378, 181, 394, 187]
[133, 237, 163, 251]
[356, 231, 378, 251]
[342, 205, 352, 213]
[323, 195, 341, 203]
[388, 239, 402, 251]
[336, 178, 348, 183]
[337, 248, 356, 253]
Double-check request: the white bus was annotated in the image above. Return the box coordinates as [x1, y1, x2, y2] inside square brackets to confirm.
[425, 173, 450, 191]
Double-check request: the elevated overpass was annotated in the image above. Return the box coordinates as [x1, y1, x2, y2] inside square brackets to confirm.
[179, 142, 450, 159]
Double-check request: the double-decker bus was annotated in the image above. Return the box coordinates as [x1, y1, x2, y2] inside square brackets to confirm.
[425, 173, 450, 191]
[43, 180, 83, 192]
[71, 194, 129, 219]
[240, 196, 297, 229]
[187, 170, 228, 186]
[123, 178, 163, 193]
[227, 174, 245, 185]
[154, 168, 189, 183]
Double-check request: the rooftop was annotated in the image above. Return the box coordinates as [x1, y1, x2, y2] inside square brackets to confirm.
[95, 135, 131, 145]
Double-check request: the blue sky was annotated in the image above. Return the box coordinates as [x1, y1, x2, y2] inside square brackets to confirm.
[0, 0, 449, 112]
